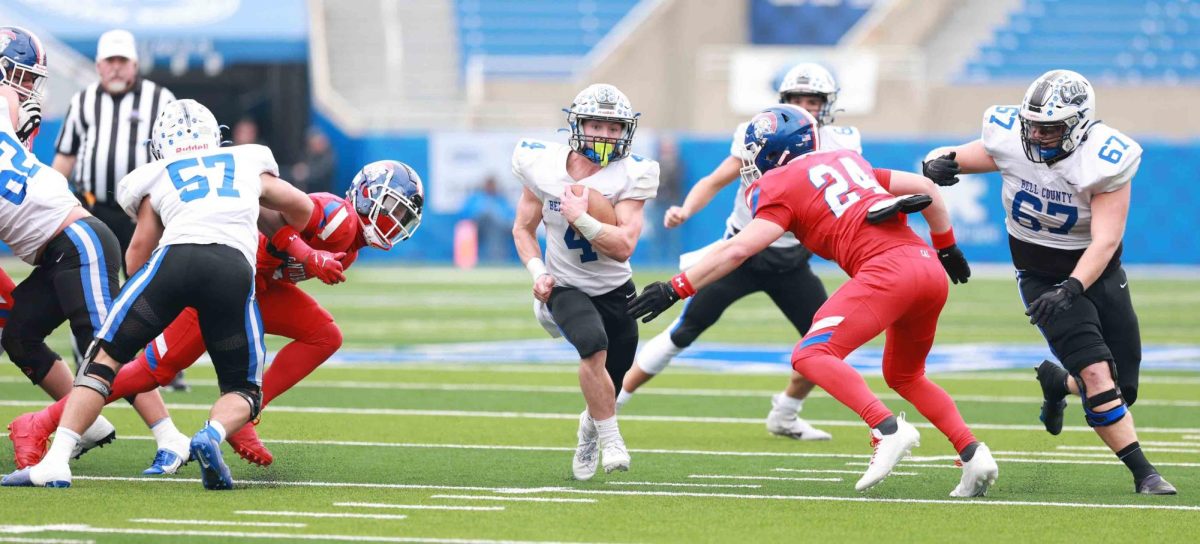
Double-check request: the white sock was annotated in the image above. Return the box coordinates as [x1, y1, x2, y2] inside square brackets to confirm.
[44, 427, 81, 464]
[635, 329, 684, 375]
[774, 392, 804, 414]
[205, 420, 228, 442]
[616, 389, 633, 410]
[150, 417, 186, 446]
[593, 416, 621, 445]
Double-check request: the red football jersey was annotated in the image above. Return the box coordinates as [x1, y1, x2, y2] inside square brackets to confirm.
[257, 192, 365, 278]
[749, 149, 926, 276]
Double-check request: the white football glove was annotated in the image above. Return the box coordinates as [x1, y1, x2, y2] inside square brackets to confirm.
[15, 98, 41, 145]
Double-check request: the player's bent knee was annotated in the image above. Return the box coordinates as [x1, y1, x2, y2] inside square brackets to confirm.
[226, 387, 263, 421]
[1082, 387, 1127, 427]
[75, 362, 118, 398]
[3, 334, 61, 385]
[573, 331, 609, 360]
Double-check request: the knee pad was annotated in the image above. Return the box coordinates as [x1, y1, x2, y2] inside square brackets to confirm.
[635, 329, 682, 375]
[227, 388, 263, 421]
[1081, 386, 1128, 427]
[75, 362, 117, 399]
[3, 333, 61, 385]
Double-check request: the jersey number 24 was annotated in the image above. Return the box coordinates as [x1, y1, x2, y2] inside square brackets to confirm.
[808, 157, 888, 218]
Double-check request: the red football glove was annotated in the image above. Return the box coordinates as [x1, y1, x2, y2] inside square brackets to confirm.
[271, 226, 347, 285]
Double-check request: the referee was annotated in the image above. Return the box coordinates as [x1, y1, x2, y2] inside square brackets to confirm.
[51, 29, 175, 275]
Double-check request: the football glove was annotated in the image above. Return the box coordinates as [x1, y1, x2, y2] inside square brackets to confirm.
[1025, 277, 1084, 327]
[922, 151, 960, 187]
[937, 244, 971, 284]
[865, 194, 932, 224]
[15, 98, 41, 145]
[627, 281, 681, 323]
[302, 250, 347, 285]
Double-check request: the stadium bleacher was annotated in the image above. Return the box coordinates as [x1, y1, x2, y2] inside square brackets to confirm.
[960, 0, 1200, 83]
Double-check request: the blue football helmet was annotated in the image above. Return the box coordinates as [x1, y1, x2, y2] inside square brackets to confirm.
[346, 160, 424, 250]
[739, 105, 820, 186]
[0, 27, 48, 102]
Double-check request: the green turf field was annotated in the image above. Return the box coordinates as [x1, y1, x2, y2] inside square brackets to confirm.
[0, 264, 1198, 543]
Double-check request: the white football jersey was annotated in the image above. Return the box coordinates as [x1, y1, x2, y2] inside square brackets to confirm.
[117, 144, 278, 266]
[726, 122, 862, 248]
[0, 99, 85, 264]
[981, 104, 1141, 250]
[513, 140, 659, 297]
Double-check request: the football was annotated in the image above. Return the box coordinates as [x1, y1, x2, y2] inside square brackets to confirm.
[568, 183, 617, 226]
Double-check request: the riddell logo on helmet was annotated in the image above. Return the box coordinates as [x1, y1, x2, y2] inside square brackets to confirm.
[174, 143, 211, 154]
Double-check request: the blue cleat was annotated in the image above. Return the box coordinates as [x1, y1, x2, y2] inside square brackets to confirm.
[2, 467, 70, 488]
[190, 428, 234, 490]
[143, 448, 190, 476]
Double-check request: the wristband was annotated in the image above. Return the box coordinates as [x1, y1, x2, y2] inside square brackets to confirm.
[669, 272, 696, 298]
[573, 213, 604, 241]
[930, 228, 956, 250]
[270, 226, 311, 259]
[525, 257, 548, 280]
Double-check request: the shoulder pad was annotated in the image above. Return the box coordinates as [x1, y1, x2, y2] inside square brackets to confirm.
[115, 163, 158, 219]
[511, 139, 556, 184]
[237, 144, 280, 176]
[981, 104, 1021, 157]
[821, 125, 861, 153]
[623, 156, 660, 201]
[1081, 126, 1142, 192]
[730, 121, 751, 159]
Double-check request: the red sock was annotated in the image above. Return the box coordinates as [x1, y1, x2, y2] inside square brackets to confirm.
[260, 322, 341, 408]
[793, 350, 893, 428]
[44, 396, 68, 427]
[889, 377, 977, 452]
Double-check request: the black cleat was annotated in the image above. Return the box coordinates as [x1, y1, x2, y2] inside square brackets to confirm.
[1036, 360, 1069, 435]
[167, 370, 191, 393]
[1136, 473, 1178, 495]
[865, 194, 933, 224]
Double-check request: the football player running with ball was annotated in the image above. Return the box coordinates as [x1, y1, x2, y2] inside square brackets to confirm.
[630, 105, 997, 496]
[512, 83, 659, 480]
[922, 69, 1175, 495]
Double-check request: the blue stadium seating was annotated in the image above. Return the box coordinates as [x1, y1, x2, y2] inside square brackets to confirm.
[455, 0, 641, 78]
[959, 0, 1200, 84]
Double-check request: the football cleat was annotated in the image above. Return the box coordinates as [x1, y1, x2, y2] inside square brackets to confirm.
[142, 448, 189, 476]
[766, 395, 832, 441]
[855, 413, 920, 492]
[190, 428, 234, 490]
[601, 435, 631, 474]
[571, 410, 599, 481]
[228, 422, 274, 466]
[950, 443, 998, 497]
[1136, 473, 1178, 495]
[1, 460, 71, 488]
[8, 411, 55, 469]
[1036, 360, 1069, 435]
[71, 415, 116, 460]
[166, 370, 191, 393]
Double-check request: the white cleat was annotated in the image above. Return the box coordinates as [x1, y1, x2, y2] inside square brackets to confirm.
[766, 411, 833, 441]
[601, 435, 630, 474]
[950, 443, 998, 497]
[2, 459, 72, 488]
[855, 414, 920, 492]
[71, 415, 117, 460]
[571, 410, 599, 481]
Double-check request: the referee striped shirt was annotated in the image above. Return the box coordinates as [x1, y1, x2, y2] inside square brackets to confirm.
[54, 78, 175, 205]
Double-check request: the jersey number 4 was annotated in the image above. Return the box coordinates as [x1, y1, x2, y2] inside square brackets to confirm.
[564, 228, 598, 263]
[808, 157, 888, 218]
[167, 153, 240, 202]
[0, 132, 40, 205]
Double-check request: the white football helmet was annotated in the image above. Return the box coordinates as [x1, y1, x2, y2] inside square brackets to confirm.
[564, 83, 638, 167]
[777, 63, 839, 125]
[1019, 69, 1097, 164]
[150, 99, 221, 161]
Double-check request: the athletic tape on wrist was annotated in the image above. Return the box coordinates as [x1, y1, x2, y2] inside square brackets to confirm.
[573, 213, 603, 241]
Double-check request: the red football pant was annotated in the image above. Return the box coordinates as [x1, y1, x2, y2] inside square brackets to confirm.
[0, 266, 15, 330]
[43, 279, 342, 425]
[791, 245, 976, 453]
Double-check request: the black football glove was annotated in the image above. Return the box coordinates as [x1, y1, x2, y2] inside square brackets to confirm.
[627, 281, 681, 323]
[1025, 277, 1084, 327]
[937, 244, 971, 284]
[922, 151, 960, 187]
[15, 98, 41, 145]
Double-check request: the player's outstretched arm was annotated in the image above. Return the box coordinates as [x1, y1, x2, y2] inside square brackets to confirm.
[126, 197, 165, 272]
[886, 170, 971, 284]
[923, 140, 998, 186]
[628, 218, 781, 323]
[665, 156, 741, 228]
[260, 174, 346, 285]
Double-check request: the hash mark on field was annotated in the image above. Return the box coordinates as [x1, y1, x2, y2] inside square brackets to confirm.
[129, 518, 306, 528]
[431, 495, 596, 504]
[333, 502, 504, 511]
[235, 510, 407, 520]
[773, 468, 918, 476]
[604, 481, 763, 489]
[689, 475, 842, 483]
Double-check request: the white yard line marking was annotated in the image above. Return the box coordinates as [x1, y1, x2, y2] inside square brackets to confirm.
[236, 511, 407, 521]
[688, 474, 842, 483]
[333, 502, 504, 512]
[773, 468, 918, 476]
[1055, 445, 1197, 454]
[0, 525, 602, 544]
[604, 481, 763, 489]
[0, 538, 94, 544]
[1184, 435, 1200, 440]
[54, 478, 1200, 512]
[2, 400, 1196, 434]
[129, 518, 306, 528]
[430, 495, 596, 504]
